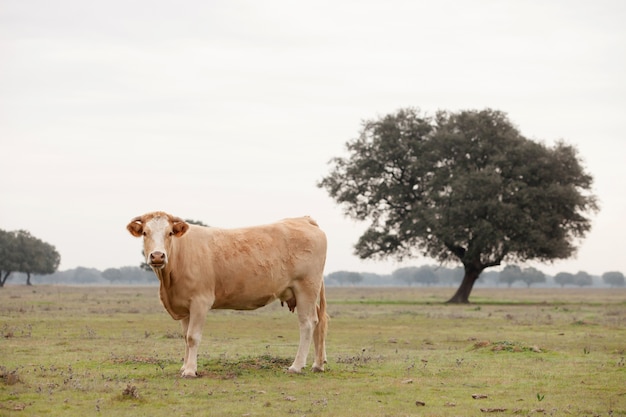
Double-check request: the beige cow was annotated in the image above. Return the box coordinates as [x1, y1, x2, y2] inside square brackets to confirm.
[126, 211, 328, 377]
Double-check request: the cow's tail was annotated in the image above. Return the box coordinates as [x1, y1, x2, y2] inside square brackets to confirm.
[315, 279, 329, 363]
[317, 279, 328, 325]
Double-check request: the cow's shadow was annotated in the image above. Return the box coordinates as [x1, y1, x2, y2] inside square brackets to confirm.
[195, 354, 295, 379]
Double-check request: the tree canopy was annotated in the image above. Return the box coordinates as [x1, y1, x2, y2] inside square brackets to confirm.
[318, 108, 598, 303]
[519, 267, 546, 288]
[326, 270, 363, 286]
[392, 266, 438, 286]
[499, 265, 522, 288]
[0, 229, 61, 286]
[554, 272, 575, 287]
[602, 271, 625, 287]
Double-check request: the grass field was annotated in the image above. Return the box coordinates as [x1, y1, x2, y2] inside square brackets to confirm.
[1, 285, 625, 416]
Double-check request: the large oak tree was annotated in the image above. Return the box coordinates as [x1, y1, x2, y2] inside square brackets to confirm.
[318, 108, 598, 303]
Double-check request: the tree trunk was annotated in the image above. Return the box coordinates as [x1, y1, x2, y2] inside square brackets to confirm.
[446, 267, 481, 304]
[0, 271, 11, 287]
[26, 272, 32, 286]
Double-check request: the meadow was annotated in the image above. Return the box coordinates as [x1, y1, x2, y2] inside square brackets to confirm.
[1, 285, 624, 416]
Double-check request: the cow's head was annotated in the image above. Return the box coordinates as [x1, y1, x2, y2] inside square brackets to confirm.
[126, 212, 189, 269]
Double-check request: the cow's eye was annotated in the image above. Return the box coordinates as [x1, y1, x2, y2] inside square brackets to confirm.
[142, 232, 146, 236]
[169, 232, 174, 236]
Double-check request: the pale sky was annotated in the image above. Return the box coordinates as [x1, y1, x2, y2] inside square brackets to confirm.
[1, 0, 625, 277]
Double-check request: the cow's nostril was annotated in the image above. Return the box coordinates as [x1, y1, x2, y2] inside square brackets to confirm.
[150, 251, 165, 263]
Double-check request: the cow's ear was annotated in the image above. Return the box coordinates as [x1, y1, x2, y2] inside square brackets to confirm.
[127, 217, 143, 237]
[171, 218, 189, 237]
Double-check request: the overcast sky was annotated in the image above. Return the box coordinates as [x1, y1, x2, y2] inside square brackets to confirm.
[1, 0, 625, 277]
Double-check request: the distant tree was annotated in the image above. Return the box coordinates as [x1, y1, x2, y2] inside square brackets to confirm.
[392, 267, 419, 286]
[186, 219, 209, 227]
[139, 253, 151, 272]
[20, 232, 60, 285]
[0, 229, 60, 286]
[102, 268, 123, 284]
[602, 271, 625, 287]
[574, 271, 593, 287]
[433, 266, 464, 286]
[480, 270, 500, 286]
[0, 229, 18, 287]
[499, 265, 522, 288]
[325, 271, 343, 286]
[71, 267, 103, 284]
[345, 271, 364, 285]
[554, 272, 575, 287]
[520, 267, 546, 288]
[326, 270, 363, 286]
[119, 266, 157, 283]
[318, 108, 598, 303]
[360, 272, 389, 285]
[415, 265, 438, 286]
[392, 266, 438, 286]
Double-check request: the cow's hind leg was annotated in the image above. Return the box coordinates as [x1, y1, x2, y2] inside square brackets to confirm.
[312, 280, 328, 372]
[180, 316, 190, 374]
[288, 285, 319, 373]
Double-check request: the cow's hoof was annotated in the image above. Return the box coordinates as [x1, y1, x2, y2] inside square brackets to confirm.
[312, 365, 325, 373]
[181, 370, 197, 378]
[287, 366, 303, 374]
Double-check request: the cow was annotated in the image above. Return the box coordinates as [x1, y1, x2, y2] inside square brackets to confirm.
[126, 211, 328, 377]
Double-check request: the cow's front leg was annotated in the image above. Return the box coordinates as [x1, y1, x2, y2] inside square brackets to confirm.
[181, 299, 210, 378]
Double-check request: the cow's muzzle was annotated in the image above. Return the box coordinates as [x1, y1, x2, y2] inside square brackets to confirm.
[148, 251, 167, 269]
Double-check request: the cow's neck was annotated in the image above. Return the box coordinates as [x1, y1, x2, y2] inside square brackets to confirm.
[153, 267, 179, 319]
[153, 266, 171, 288]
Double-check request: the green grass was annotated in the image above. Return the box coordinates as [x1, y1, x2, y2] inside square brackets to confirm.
[1, 286, 625, 416]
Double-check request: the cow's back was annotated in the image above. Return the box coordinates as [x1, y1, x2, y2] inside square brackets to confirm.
[170, 217, 326, 310]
